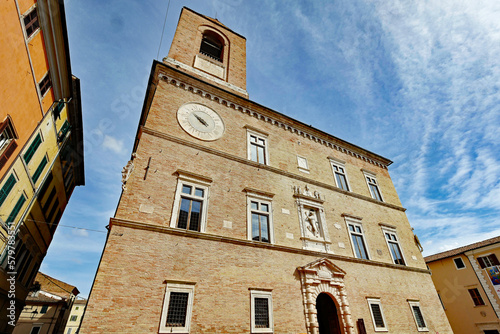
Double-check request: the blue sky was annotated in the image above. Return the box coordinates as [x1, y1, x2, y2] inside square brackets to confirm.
[41, 0, 500, 298]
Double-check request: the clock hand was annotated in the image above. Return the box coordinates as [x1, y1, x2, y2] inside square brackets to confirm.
[194, 113, 209, 127]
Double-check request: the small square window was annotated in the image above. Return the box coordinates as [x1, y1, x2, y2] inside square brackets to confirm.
[468, 288, 485, 306]
[247, 128, 269, 165]
[159, 283, 195, 333]
[30, 326, 42, 334]
[453, 257, 466, 269]
[408, 301, 428, 331]
[367, 298, 387, 331]
[250, 290, 273, 333]
[297, 156, 309, 173]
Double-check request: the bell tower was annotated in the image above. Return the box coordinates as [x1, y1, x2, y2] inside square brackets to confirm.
[164, 7, 248, 98]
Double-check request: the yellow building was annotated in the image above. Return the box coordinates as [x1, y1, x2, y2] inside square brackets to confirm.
[0, 0, 84, 332]
[12, 272, 79, 334]
[63, 299, 86, 334]
[80, 7, 452, 334]
[425, 236, 500, 334]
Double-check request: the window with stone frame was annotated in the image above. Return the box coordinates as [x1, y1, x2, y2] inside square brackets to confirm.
[367, 298, 388, 332]
[408, 301, 428, 332]
[159, 283, 195, 334]
[363, 170, 383, 201]
[245, 189, 274, 244]
[346, 218, 370, 260]
[329, 158, 350, 191]
[246, 127, 269, 165]
[170, 170, 212, 233]
[250, 290, 273, 333]
[382, 227, 406, 266]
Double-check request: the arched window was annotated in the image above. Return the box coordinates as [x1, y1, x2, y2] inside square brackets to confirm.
[199, 31, 223, 62]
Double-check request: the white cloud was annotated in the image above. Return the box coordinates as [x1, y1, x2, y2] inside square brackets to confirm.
[102, 135, 126, 155]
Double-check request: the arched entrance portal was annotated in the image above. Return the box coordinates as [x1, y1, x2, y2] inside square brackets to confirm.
[316, 293, 342, 334]
[297, 258, 355, 334]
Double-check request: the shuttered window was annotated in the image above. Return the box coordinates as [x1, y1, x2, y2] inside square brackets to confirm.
[477, 254, 500, 269]
[367, 298, 387, 331]
[0, 174, 17, 207]
[32, 156, 48, 183]
[7, 194, 26, 225]
[24, 134, 42, 164]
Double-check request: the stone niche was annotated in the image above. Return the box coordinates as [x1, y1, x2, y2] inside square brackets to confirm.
[293, 185, 332, 253]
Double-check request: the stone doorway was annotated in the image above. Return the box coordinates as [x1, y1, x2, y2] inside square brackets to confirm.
[297, 258, 355, 334]
[316, 293, 342, 334]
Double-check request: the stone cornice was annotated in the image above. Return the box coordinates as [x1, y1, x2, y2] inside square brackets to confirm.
[157, 72, 390, 169]
[110, 217, 429, 275]
[141, 126, 406, 212]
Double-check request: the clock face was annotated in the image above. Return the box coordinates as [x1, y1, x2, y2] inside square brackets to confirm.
[177, 103, 225, 141]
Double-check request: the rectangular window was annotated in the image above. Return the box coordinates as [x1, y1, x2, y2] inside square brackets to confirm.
[30, 326, 42, 334]
[0, 119, 16, 153]
[382, 228, 405, 265]
[468, 288, 485, 306]
[24, 133, 42, 164]
[170, 171, 211, 233]
[66, 329, 72, 334]
[70, 315, 78, 321]
[7, 194, 27, 226]
[367, 298, 387, 331]
[39, 72, 51, 97]
[57, 120, 71, 142]
[0, 174, 17, 207]
[40, 305, 48, 314]
[246, 190, 274, 244]
[247, 128, 269, 165]
[297, 156, 309, 173]
[408, 301, 428, 331]
[23, 7, 39, 38]
[251, 290, 273, 333]
[159, 283, 195, 334]
[477, 254, 500, 269]
[363, 171, 383, 201]
[347, 221, 369, 260]
[330, 159, 350, 191]
[453, 257, 466, 269]
[32, 155, 48, 183]
[178, 185, 204, 231]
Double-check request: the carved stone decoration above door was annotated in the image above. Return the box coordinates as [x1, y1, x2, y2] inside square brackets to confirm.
[293, 185, 332, 253]
[297, 258, 355, 334]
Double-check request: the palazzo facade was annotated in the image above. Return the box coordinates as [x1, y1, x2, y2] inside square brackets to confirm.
[80, 7, 452, 334]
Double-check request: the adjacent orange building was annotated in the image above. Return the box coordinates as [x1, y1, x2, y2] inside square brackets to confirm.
[0, 0, 84, 332]
[426, 236, 500, 334]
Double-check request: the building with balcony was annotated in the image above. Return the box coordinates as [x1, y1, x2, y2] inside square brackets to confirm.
[12, 272, 79, 334]
[0, 0, 84, 332]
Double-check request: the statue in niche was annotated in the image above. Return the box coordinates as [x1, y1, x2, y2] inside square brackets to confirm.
[305, 209, 321, 238]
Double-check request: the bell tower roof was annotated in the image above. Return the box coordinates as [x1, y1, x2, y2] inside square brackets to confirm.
[164, 7, 248, 98]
